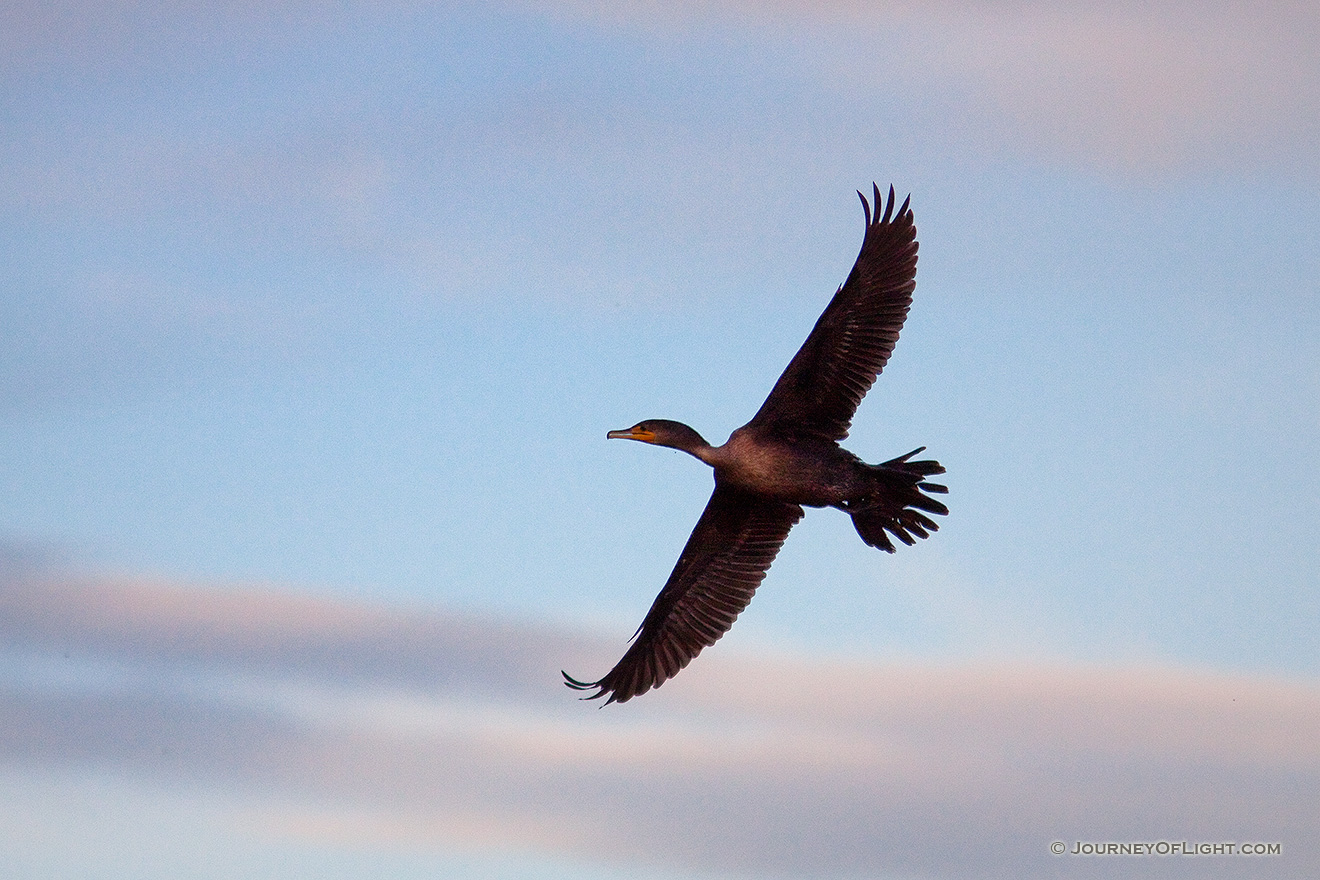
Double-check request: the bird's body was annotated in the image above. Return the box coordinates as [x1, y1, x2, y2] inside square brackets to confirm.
[660, 425, 874, 507]
[565, 185, 947, 704]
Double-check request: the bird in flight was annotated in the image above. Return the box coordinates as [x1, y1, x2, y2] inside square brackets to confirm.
[564, 185, 947, 704]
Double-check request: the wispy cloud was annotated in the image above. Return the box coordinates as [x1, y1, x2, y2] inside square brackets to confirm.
[544, 0, 1320, 173]
[2, 570, 1315, 878]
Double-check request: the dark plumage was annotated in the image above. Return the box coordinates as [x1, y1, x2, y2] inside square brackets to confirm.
[564, 185, 947, 704]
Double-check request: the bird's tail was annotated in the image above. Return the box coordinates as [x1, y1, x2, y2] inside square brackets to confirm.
[847, 448, 948, 553]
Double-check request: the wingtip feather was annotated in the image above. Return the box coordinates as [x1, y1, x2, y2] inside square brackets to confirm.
[561, 669, 591, 688]
[859, 182, 916, 232]
[562, 670, 608, 701]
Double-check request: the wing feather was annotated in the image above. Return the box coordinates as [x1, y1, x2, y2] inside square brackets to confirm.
[748, 185, 918, 441]
[564, 486, 803, 704]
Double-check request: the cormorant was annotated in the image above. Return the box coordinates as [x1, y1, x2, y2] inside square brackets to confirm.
[564, 185, 947, 704]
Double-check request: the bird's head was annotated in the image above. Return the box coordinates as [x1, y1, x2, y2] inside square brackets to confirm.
[607, 419, 710, 454]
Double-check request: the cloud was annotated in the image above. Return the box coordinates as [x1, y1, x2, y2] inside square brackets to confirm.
[544, 0, 1320, 173]
[915, 3, 1319, 172]
[6, 1, 1315, 194]
[2, 569, 1316, 878]
[5, 0, 1314, 413]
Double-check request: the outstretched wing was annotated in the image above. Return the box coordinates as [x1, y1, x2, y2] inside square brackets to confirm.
[564, 486, 803, 704]
[748, 184, 918, 442]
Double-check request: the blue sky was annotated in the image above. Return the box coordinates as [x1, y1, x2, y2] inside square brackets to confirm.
[2, 2, 1318, 878]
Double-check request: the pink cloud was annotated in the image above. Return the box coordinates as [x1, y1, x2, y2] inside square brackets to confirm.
[541, 0, 1320, 172]
[2, 571, 1316, 877]
[7, 1, 1315, 176]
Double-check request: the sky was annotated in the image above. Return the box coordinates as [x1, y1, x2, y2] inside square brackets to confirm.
[1, 1, 1318, 878]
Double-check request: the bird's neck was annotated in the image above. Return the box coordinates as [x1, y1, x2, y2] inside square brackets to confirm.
[657, 436, 717, 467]
[651, 422, 718, 466]
[687, 442, 720, 468]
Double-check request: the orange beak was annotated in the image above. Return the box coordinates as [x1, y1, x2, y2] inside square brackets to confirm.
[607, 427, 656, 442]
